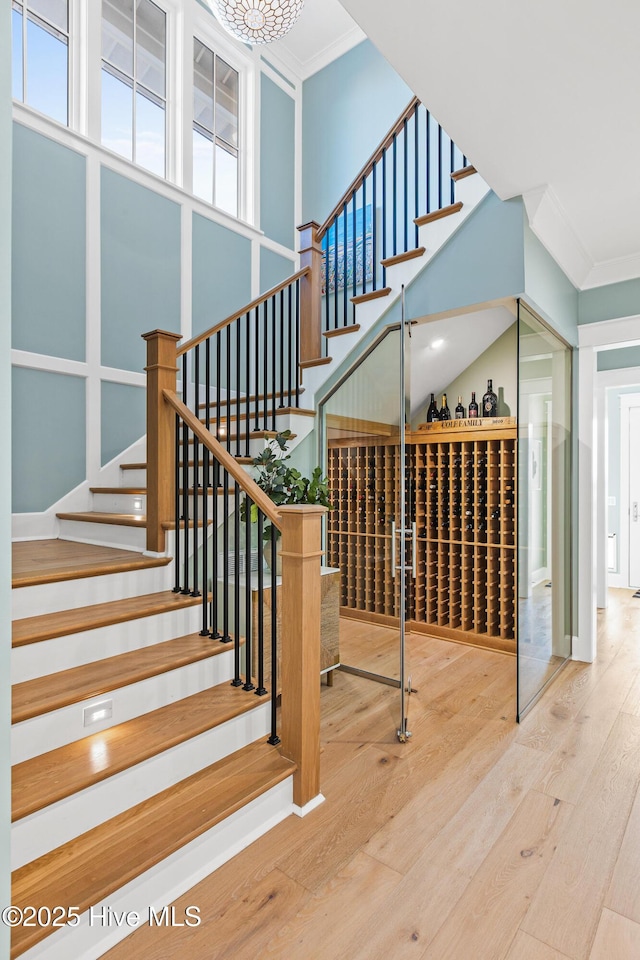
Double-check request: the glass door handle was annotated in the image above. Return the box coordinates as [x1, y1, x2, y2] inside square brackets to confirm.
[391, 521, 396, 578]
[391, 521, 416, 576]
[412, 522, 417, 579]
[634, 502, 638, 522]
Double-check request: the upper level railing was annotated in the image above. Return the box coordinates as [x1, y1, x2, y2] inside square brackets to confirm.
[316, 97, 467, 337]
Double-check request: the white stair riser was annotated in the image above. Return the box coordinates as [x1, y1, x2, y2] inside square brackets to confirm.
[57, 521, 147, 552]
[120, 468, 146, 486]
[12, 649, 236, 763]
[12, 703, 272, 869]
[12, 563, 174, 619]
[12, 605, 204, 683]
[16, 777, 292, 960]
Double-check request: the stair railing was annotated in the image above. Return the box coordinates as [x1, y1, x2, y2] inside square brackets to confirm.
[144, 328, 325, 810]
[310, 97, 468, 341]
[175, 269, 310, 461]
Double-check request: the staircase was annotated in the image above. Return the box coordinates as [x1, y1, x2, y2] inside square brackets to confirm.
[10, 543, 296, 960]
[10, 96, 488, 959]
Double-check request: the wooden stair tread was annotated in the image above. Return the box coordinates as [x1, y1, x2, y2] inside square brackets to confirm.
[89, 487, 146, 495]
[380, 246, 426, 268]
[414, 201, 463, 227]
[11, 739, 294, 958]
[199, 387, 305, 409]
[191, 429, 298, 442]
[56, 511, 147, 528]
[198, 406, 316, 425]
[12, 591, 202, 648]
[12, 681, 257, 821]
[451, 164, 476, 181]
[161, 518, 214, 529]
[11, 541, 170, 589]
[299, 356, 332, 369]
[350, 287, 392, 306]
[12, 633, 229, 724]
[323, 324, 361, 339]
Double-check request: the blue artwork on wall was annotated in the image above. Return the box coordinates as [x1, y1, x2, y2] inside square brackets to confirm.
[321, 204, 374, 295]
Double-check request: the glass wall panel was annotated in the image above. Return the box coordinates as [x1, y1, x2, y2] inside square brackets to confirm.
[517, 301, 573, 718]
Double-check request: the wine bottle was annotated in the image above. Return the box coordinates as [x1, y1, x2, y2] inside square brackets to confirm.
[468, 391, 479, 418]
[426, 393, 439, 423]
[439, 393, 451, 421]
[482, 379, 498, 417]
[455, 395, 465, 419]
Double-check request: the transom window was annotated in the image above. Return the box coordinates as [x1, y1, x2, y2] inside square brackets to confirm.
[193, 38, 239, 217]
[101, 0, 167, 178]
[12, 0, 69, 126]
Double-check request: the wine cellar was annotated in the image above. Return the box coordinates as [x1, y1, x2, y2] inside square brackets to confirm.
[326, 417, 517, 655]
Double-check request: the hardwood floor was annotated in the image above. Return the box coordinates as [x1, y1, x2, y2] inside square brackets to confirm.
[103, 588, 640, 960]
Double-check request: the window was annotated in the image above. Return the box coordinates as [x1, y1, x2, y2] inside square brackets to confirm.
[101, 0, 167, 178]
[12, 0, 69, 125]
[193, 38, 239, 217]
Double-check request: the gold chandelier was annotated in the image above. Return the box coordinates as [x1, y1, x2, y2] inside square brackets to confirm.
[209, 0, 305, 45]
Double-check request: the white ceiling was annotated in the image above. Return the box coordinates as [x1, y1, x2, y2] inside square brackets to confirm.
[268, 0, 364, 79]
[332, 0, 640, 291]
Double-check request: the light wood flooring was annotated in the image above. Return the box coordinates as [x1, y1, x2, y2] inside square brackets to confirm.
[96, 588, 640, 960]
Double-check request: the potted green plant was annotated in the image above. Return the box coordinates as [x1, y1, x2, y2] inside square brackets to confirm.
[244, 430, 332, 574]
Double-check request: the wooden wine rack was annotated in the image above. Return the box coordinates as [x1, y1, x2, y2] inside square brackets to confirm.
[326, 418, 517, 654]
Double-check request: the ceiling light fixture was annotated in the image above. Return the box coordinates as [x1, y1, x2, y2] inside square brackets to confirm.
[431, 338, 444, 350]
[209, 0, 305, 45]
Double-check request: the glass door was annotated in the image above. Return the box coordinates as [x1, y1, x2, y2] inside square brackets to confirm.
[517, 301, 573, 718]
[321, 315, 412, 741]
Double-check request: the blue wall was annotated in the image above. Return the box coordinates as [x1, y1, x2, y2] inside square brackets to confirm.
[192, 213, 252, 338]
[0, 1, 12, 947]
[524, 225, 579, 346]
[260, 246, 295, 293]
[101, 381, 146, 466]
[12, 367, 86, 512]
[101, 169, 181, 372]
[260, 74, 295, 249]
[406, 194, 525, 320]
[302, 40, 411, 223]
[598, 345, 640, 372]
[12, 124, 86, 360]
[579, 278, 640, 325]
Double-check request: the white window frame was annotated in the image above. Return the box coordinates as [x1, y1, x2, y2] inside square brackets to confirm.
[97, 0, 172, 180]
[11, 0, 72, 127]
[13, 0, 263, 228]
[191, 4, 256, 224]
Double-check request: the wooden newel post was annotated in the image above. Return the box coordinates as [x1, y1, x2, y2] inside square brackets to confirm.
[142, 329, 182, 555]
[297, 221, 323, 365]
[278, 503, 327, 809]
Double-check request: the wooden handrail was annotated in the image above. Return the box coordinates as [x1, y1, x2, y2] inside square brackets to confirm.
[162, 389, 282, 528]
[318, 96, 421, 238]
[177, 267, 311, 358]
